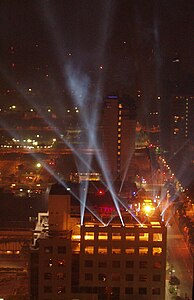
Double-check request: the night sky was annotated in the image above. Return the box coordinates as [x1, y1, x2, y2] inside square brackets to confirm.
[0, 0, 194, 107]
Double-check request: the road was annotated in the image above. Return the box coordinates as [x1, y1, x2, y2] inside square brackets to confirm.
[166, 215, 193, 299]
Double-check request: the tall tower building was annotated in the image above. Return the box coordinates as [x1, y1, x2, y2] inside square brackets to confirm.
[169, 94, 194, 185]
[102, 95, 136, 182]
[170, 95, 194, 152]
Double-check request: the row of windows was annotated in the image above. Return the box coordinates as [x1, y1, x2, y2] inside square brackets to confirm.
[83, 232, 162, 241]
[44, 286, 65, 293]
[84, 246, 162, 255]
[43, 271, 161, 283]
[125, 287, 160, 295]
[84, 260, 162, 269]
[44, 258, 162, 271]
[84, 272, 161, 282]
[43, 286, 160, 295]
[45, 259, 162, 270]
[78, 286, 160, 295]
[44, 272, 65, 280]
[44, 246, 66, 254]
[45, 259, 66, 268]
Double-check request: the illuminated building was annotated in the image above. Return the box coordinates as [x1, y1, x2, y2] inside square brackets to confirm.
[102, 95, 136, 182]
[171, 95, 194, 152]
[169, 95, 194, 183]
[29, 182, 167, 300]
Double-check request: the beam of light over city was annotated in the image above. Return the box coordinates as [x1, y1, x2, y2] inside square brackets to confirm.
[115, 196, 143, 226]
[119, 150, 135, 193]
[0, 117, 107, 225]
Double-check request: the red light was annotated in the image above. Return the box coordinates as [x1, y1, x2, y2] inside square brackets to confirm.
[97, 189, 105, 196]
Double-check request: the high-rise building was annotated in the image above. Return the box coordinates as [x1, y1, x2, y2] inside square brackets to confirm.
[101, 95, 136, 182]
[29, 182, 167, 300]
[168, 94, 194, 186]
[170, 95, 194, 152]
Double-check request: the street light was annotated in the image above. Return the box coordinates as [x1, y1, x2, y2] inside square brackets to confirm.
[36, 163, 41, 168]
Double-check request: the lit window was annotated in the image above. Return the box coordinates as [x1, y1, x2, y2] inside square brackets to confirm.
[125, 248, 135, 255]
[57, 259, 66, 267]
[153, 233, 162, 242]
[117, 151, 121, 155]
[153, 247, 162, 255]
[126, 233, 135, 241]
[98, 247, 107, 255]
[85, 246, 94, 254]
[84, 232, 94, 240]
[72, 242, 80, 254]
[139, 233, 149, 241]
[112, 233, 121, 240]
[118, 122, 121, 126]
[112, 248, 121, 254]
[71, 234, 81, 241]
[98, 232, 108, 240]
[139, 247, 148, 255]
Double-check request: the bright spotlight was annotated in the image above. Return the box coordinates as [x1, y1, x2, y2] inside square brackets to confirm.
[143, 204, 155, 215]
[36, 163, 42, 168]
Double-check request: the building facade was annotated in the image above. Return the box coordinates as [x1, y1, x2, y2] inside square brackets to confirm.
[29, 183, 167, 300]
[102, 95, 136, 182]
[170, 95, 194, 153]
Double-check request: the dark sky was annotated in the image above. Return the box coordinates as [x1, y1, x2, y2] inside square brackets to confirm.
[0, 0, 193, 107]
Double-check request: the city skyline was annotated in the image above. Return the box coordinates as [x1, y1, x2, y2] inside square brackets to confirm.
[0, 2, 193, 298]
